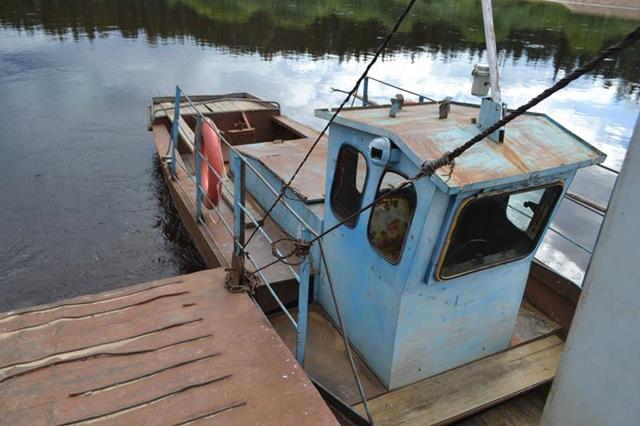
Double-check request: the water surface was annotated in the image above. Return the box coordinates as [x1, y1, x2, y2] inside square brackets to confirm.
[1, 0, 638, 310]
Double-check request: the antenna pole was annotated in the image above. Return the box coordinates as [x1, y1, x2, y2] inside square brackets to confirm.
[481, 0, 501, 104]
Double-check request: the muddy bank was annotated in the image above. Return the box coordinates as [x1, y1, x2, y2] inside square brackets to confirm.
[543, 0, 640, 19]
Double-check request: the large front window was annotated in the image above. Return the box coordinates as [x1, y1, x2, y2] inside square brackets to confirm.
[438, 184, 563, 279]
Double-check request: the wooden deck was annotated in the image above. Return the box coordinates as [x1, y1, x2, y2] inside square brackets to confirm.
[353, 335, 563, 425]
[0, 269, 337, 425]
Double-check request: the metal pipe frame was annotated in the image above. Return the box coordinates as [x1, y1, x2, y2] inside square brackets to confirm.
[170, 86, 311, 355]
[295, 227, 313, 366]
[363, 75, 437, 104]
[194, 148, 301, 282]
[169, 87, 181, 178]
[177, 86, 319, 238]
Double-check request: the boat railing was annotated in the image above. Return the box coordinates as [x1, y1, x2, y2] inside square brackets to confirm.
[361, 75, 437, 106]
[168, 86, 315, 365]
[360, 77, 618, 286]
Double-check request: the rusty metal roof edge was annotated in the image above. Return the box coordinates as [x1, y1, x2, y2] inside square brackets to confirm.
[447, 159, 602, 195]
[542, 113, 608, 163]
[315, 104, 607, 194]
[315, 107, 456, 193]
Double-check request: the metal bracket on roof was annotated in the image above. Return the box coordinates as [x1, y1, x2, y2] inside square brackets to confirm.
[478, 97, 506, 143]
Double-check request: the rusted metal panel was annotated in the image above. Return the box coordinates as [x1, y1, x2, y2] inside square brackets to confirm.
[0, 270, 338, 425]
[317, 103, 605, 193]
[238, 137, 329, 203]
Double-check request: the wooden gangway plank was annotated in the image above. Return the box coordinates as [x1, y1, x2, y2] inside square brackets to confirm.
[354, 335, 564, 426]
[0, 269, 337, 426]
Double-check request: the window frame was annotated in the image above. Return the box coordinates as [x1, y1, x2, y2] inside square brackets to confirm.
[367, 169, 417, 265]
[329, 143, 369, 229]
[435, 182, 564, 280]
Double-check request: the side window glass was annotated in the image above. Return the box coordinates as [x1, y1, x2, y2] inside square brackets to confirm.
[367, 172, 417, 263]
[438, 184, 563, 279]
[330, 144, 368, 228]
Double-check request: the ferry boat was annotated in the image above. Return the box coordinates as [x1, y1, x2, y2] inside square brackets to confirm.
[142, 83, 604, 424]
[2, 3, 638, 425]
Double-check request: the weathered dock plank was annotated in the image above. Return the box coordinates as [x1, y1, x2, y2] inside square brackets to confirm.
[354, 335, 564, 426]
[0, 269, 337, 425]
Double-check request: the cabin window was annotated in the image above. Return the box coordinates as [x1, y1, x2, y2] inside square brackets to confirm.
[330, 144, 368, 228]
[367, 172, 417, 264]
[438, 184, 563, 279]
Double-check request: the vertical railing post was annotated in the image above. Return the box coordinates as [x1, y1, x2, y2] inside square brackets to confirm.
[229, 153, 247, 290]
[232, 154, 246, 255]
[194, 115, 203, 222]
[295, 227, 312, 366]
[362, 76, 369, 107]
[169, 86, 181, 178]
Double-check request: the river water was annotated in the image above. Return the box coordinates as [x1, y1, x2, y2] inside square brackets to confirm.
[0, 0, 638, 310]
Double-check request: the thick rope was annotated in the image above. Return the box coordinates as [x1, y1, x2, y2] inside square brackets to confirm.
[245, 22, 640, 426]
[255, 23, 640, 269]
[417, 23, 640, 179]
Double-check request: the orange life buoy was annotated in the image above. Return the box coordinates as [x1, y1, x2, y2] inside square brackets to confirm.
[200, 119, 225, 209]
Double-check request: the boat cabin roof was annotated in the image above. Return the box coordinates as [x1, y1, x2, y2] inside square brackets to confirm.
[316, 102, 606, 194]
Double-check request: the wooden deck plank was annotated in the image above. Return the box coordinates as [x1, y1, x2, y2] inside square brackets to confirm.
[205, 101, 222, 112]
[161, 102, 196, 153]
[0, 269, 337, 426]
[0, 277, 186, 333]
[2, 330, 212, 414]
[0, 293, 201, 370]
[354, 335, 564, 426]
[456, 387, 547, 426]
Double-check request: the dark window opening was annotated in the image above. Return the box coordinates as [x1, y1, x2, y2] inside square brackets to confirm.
[330, 144, 368, 228]
[438, 184, 563, 279]
[371, 147, 383, 159]
[368, 172, 417, 263]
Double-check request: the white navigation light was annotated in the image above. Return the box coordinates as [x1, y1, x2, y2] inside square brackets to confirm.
[471, 64, 491, 97]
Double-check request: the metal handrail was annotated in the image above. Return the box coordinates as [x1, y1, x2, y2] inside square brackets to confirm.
[167, 86, 312, 365]
[173, 135, 302, 291]
[194, 149, 301, 282]
[177, 87, 319, 238]
[363, 75, 437, 105]
[172, 166, 299, 327]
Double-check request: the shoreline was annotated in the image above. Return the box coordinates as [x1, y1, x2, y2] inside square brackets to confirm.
[540, 0, 640, 19]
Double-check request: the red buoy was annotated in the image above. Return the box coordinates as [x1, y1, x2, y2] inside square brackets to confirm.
[200, 119, 225, 208]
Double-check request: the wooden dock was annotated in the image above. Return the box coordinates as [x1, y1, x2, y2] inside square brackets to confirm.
[0, 269, 337, 425]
